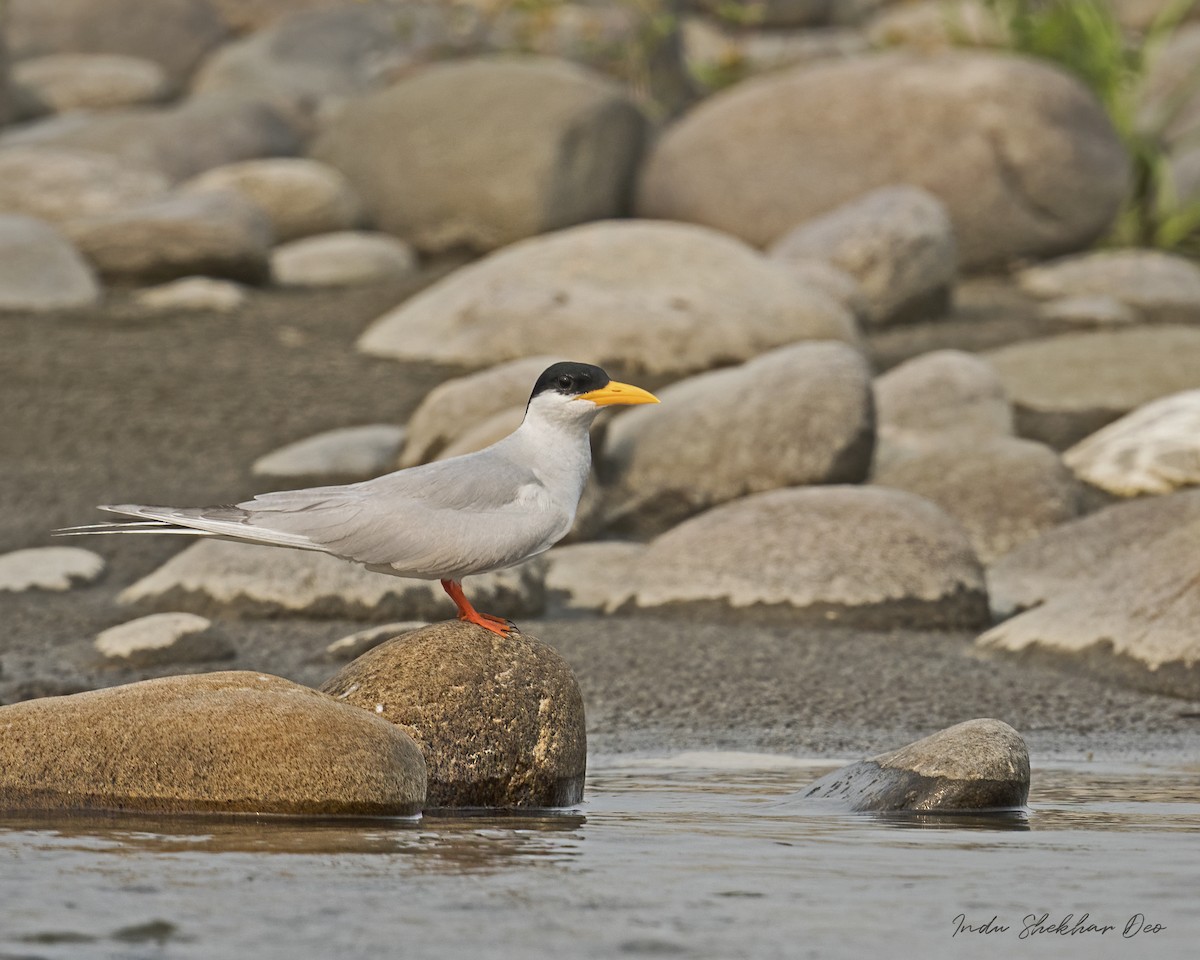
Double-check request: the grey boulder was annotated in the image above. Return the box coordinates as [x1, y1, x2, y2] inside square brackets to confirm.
[0, 215, 100, 311]
[0, 147, 171, 224]
[13, 53, 170, 113]
[799, 719, 1030, 812]
[251, 424, 407, 481]
[271, 232, 417, 288]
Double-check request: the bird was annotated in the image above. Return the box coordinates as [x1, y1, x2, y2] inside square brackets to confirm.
[56, 361, 659, 636]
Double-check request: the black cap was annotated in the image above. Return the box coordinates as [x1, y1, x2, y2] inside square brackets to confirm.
[529, 362, 611, 401]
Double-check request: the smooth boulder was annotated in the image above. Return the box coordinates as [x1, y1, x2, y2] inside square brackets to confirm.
[800, 719, 1030, 812]
[322, 621, 586, 808]
[0, 215, 100, 311]
[637, 50, 1129, 269]
[600, 341, 875, 536]
[252, 424, 407, 481]
[0, 147, 171, 224]
[0, 672, 426, 816]
[13, 53, 169, 113]
[271, 232, 417, 288]
[93, 612, 235, 667]
[0, 546, 104, 592]
[358, 220, 858, 377]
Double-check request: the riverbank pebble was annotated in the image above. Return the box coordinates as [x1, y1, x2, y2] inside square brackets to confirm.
[0, 215, 100, 310]
[93, 612, 234, 667]
[271, 232, 417, 288]
[0, 546, 105, 592]
[13, 53, 170, 113]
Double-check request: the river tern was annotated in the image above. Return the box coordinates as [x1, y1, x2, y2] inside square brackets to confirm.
[57, 362, 659, 635]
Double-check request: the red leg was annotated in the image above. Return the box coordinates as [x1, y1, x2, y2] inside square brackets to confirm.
[440, 579, 515, 636]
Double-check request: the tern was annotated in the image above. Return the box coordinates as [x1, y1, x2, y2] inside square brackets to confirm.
[57, 362, 659, 636]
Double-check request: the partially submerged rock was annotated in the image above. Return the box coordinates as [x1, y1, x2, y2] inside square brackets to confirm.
[800, 719, 1030, 812]
[322, 621, 586, 808]
[0, 546, 105, 592]
[132, 276, 248, 313]
[93, 612, 235, 667]
[0, 672, 426, 816]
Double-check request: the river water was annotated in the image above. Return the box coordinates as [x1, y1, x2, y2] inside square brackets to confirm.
[1, 754, 1197, 960]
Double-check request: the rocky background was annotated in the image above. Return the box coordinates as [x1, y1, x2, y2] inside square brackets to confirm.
[3, 0, 1200, 762]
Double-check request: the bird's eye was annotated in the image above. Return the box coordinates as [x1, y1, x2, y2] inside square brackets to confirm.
[557, 375, 573, 389]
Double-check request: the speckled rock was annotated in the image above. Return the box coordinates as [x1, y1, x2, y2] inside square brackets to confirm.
[0, 215, 101, 311]
[400, 357, 561, 467]
[319, 622, 428, 663]
[982, 326, 1200, 449]
[13, 53, 169, 112]
[985, 489, 1200, 618]
[872, 349, 1014, 468]
[93, 612, 235, 667]
[312, 57, 648, 253]
[543, 541, 647, 613]
[132, 276, 248, 313]
[0, 546, 105, 592]
[874, 437, 1082, 563]
[183, 158, 363, 243]
[600, 341, 875, 536]
[118, 539, 545, 622]
[769, 185, 956, 327]
[0, 147, 171, 224]
[271, 232, 417, 288]
[1063, 390, 1200, 497]
[252, 424, 407, 481]
[0, 672, 426, 815]
[619, 486, 988, 627]
[1018, 249, 1200, 325]
[65, 191, 273, 285]
[322, 621, 586, 808]
[359, 220, 858, 377]
[636, 51, 1129, 269]
[799, 719, 1030, 811]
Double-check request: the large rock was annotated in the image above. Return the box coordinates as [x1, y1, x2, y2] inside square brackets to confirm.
[543, 541, 648, 613]
[636, 51, 1129, 269]
[118, 539, 545, 622]
[985, 489, 1200, 619]
[93, 612, 235, 668]
[982, 326, 1200, 449]
[322, 621, 586, 808]
[65, 191, 274, 285]
[1017, 249, 1200, 325]
[799, 719, 1030, 812]
[769, 185, 956, 327]
[358, 220, 859, 377]
[874, 437, 1082, 563]
[252, 424, 407, 481]
[271, 232, 417, 288]
[0, 94, 304, 183]
[0, 215, 100, 311]
[0, 147, 171, 224]
[312, 57, 647, 253]
[872, 349, 1014, 468]
[6, 0, 228, 91]
[1063, 390, 1200, 497]
[617, 486, 989, 628]
[977, 513, 1200, 699]
[0, 672, 426, 815]
[183, 158, 363, 243]
[13, 54, 170, 113]
[0, 546, 104, 592]
[600, 341, 875, 536]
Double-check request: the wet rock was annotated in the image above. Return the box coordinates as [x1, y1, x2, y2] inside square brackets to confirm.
[543, 541, 647, 613]
[874, 437, 1082, 563]
[619, 486, 988, 628]
[600, 341, 875, 536]
[0, 147, 171, 224]
[13, 54, 169, 113]
[800, 719, 1030, 811]
[319, 622, 428, 663]
[0, 94, 304, 183]
[0, 546, 105, 592]
[6, 0, 228, 92]
[982, 326, 1200, 449]
[985, 489, 1200, 618]
[1062, 390, 1200, 497]
[94, 612, 235, 667]
[872, 350, 1013, 468]
[312, 57, 647, 254]
[359, 220, 858, 377]
[132, 276, 248, 313]
[769, 185, 956, 327]
[118, 540, 545, 622]
[977, 511, 1200, 699]
[0, 672, 426, 815]
[271, 232, 417, 288]
[252, 424, 407, 481]
[636, 51, 1129, 269]
[400, 357, 561, 467]
[1018, 249, 1200, 325]
[65, 191, 273, 285]
[1037, 294, 1138, 331]
[183, 158, 363, 243]
[0, 215, 100, 311]
[321, 621, 586, 808]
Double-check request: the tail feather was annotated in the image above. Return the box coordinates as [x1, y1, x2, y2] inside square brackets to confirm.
[53, 503, 320, 552]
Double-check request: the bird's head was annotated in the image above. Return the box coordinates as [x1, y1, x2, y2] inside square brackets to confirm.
[526, 361, 659, 426]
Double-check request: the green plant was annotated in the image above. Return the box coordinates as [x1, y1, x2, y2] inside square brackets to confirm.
[986, 0, 1200, 254]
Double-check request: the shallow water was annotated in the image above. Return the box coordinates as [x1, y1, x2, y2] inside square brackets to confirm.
[1, 755, 1197, 960]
